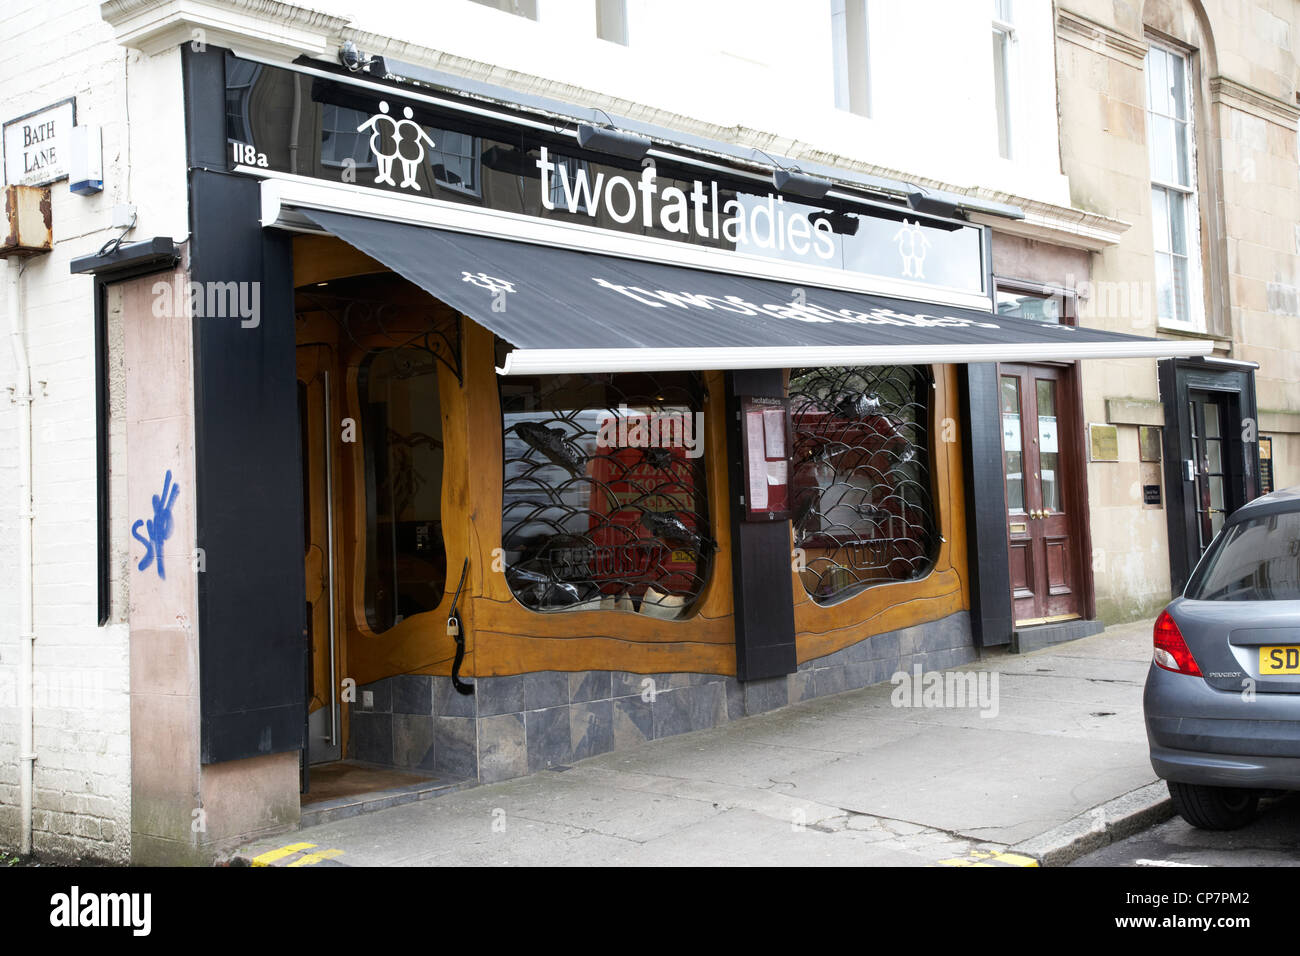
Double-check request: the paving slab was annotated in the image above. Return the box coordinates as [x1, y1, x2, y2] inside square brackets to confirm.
[236, 618, 1163, 867]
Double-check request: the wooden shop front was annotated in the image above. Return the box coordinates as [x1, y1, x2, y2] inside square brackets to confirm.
[169, 46, 1207, 789]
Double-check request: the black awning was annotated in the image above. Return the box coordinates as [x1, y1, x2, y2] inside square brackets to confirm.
[302, 208, 1211, 375]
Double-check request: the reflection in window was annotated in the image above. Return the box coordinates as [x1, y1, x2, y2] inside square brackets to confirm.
[995, 289, 1065, 324]
[321, 104, 375, 168]
[428, 128, 481, 196]
[360, 349, 446, 632]
[790, 366, 938, 605]
[548, 154, 593, 213]
[225, 57, 260, 144]
[1185, 513, 1300, 601]
[500, 373, 713, 619]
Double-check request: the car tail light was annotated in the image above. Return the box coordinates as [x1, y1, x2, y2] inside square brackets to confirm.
[1153, 610, 1202, 676]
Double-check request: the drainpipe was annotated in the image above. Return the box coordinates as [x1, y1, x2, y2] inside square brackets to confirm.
[6, 255, 35, 856]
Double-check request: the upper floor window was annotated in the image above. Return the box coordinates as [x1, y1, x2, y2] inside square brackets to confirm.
[596, 0, 628, 44]
[991, 0, 1015, 159]
[830, 0, 871, 118]
[471, 0, 537, 18]
[1144, 42, 1205, 331]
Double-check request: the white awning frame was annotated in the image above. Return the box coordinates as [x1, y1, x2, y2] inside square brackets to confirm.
[498, 339, 1214, 375]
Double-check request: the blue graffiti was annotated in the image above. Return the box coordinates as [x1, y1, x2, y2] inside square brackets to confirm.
[131, 470, 179, 580]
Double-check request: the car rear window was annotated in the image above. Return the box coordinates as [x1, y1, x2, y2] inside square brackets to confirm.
[1185, 511, 1300, 601]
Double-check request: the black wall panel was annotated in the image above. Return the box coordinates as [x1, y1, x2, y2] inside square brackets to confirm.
[184, 46, 306, 764]
[960, 363, 1013, 647]
[726, 369, 798, 681]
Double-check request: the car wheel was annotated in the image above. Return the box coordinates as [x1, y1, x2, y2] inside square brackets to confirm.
[1167, 781, 1258, 830]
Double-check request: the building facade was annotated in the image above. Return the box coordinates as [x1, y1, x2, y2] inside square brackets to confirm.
[0, 0, 1290, 865]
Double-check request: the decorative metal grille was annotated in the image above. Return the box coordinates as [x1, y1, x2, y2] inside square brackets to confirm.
[789, 365, 938, 605]
[295, 276, 462, 383]
[500, 372, 714, 619]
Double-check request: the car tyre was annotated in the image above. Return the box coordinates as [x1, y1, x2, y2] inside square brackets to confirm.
[1167, 781, 1258, 830]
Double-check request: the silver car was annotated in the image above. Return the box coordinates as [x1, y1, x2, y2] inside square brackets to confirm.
[1143, 486, 1300, 829]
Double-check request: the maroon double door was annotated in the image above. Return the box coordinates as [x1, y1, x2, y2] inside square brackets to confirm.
[999, 364, 1086, 626]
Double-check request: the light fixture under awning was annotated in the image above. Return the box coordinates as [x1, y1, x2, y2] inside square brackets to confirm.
[299, 209, 1213, 375]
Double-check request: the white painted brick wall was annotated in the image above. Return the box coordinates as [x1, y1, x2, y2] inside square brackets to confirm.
[0, 0, 188, 863]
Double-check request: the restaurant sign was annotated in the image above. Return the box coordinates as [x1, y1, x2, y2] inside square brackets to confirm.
[222, 55, 989, 298]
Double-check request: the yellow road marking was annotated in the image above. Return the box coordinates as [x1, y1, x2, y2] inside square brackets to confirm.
[287, 848, 344, 867]
[251, 842, 317, 867]
[938, 849, 1040, 868]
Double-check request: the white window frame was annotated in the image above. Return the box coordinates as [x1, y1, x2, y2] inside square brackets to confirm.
[831, 0, 871, 118]
[1144, 41, 1205, 333]
[470, 0, 538, 19]
[991, 1, 1016, 160]
[595, 0, 628, 45]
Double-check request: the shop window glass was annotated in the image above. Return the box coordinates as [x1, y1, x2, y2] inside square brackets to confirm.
[790, 365, 938, 605]
[995, 288, 1068, 324]
[500, 372, 713, 619]
[360, 348, 446, 632]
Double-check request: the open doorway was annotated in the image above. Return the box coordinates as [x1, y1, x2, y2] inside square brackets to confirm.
[292, 240, 466, 810]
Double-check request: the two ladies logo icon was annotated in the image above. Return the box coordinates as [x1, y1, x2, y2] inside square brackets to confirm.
[357, 101, 435, 190]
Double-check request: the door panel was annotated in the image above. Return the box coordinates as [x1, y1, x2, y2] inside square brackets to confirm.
[1001, 364, 1083, 626]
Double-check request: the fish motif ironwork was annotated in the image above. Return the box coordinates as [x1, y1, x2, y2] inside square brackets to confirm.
[515, 421, 587, 475]
[639, 509, 717, 555]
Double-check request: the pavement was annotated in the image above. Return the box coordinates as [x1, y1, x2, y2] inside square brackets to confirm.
[236, 617, 1169, 867]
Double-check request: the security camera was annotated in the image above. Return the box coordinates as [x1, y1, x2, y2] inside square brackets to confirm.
[340, 40, 363, 72]
[339, 40, 386, 76]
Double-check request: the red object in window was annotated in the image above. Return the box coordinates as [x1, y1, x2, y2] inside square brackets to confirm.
[1153, 609, 1202, 676]
[587, 411, 700, 598]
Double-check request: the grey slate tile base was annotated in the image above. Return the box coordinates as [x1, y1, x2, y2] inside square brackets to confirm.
[1010, 617, 1105, 654]
[346, 611, 974, 786]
